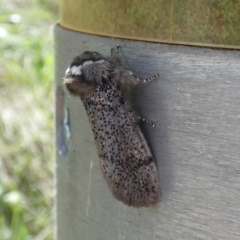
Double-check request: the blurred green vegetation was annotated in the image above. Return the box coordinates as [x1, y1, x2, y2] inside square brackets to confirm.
[0, 0, 57, 239]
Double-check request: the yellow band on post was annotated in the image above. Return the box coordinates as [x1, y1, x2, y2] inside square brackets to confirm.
[60, 0, 240, 49]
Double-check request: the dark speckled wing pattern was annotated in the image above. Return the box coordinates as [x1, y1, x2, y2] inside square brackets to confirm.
[83, 80, 160, 207]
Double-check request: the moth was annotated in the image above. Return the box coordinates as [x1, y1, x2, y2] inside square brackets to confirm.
[63, 47, 160, 207]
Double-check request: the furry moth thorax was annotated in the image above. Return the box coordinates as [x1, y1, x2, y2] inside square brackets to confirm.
[63, 51, 136, 98]
[64, 51, 114, 97]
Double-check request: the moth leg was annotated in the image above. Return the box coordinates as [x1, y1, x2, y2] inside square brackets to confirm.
[111, 45, 121, 55]
[117, 100, 156, 128]
[133, 73, 159, 83]
[141, 118, 156, 128]
[134, 111, 156, 128]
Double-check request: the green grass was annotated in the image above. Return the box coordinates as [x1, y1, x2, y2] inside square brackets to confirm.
[0, 0, 57, 239]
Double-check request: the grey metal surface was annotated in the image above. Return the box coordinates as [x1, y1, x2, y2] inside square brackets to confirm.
[54, 24, 240, 240]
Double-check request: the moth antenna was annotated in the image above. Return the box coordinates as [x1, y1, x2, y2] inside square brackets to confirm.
[111, 45, 121, 55]
[134, 74, 159, 83]
[116, 45, 121, 54]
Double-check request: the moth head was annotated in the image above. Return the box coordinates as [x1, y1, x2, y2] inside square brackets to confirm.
[63, 51, 110, 97]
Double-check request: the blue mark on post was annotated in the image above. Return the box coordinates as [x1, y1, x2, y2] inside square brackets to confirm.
[56, 86, 71, 157]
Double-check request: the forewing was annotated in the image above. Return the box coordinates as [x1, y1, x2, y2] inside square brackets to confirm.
[85, 85, 160, 207]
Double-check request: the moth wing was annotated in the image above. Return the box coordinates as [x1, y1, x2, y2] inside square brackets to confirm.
[92, 96, 160, 207]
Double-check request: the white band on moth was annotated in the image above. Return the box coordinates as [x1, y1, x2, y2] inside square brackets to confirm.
[65, 67, 70, 75]
[83, 59, 106, 67]
[67, 59, 106, 76]
[70, 65, 82, 75]
[95, 59, 105, 64]
[83, 60, 94, 67]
